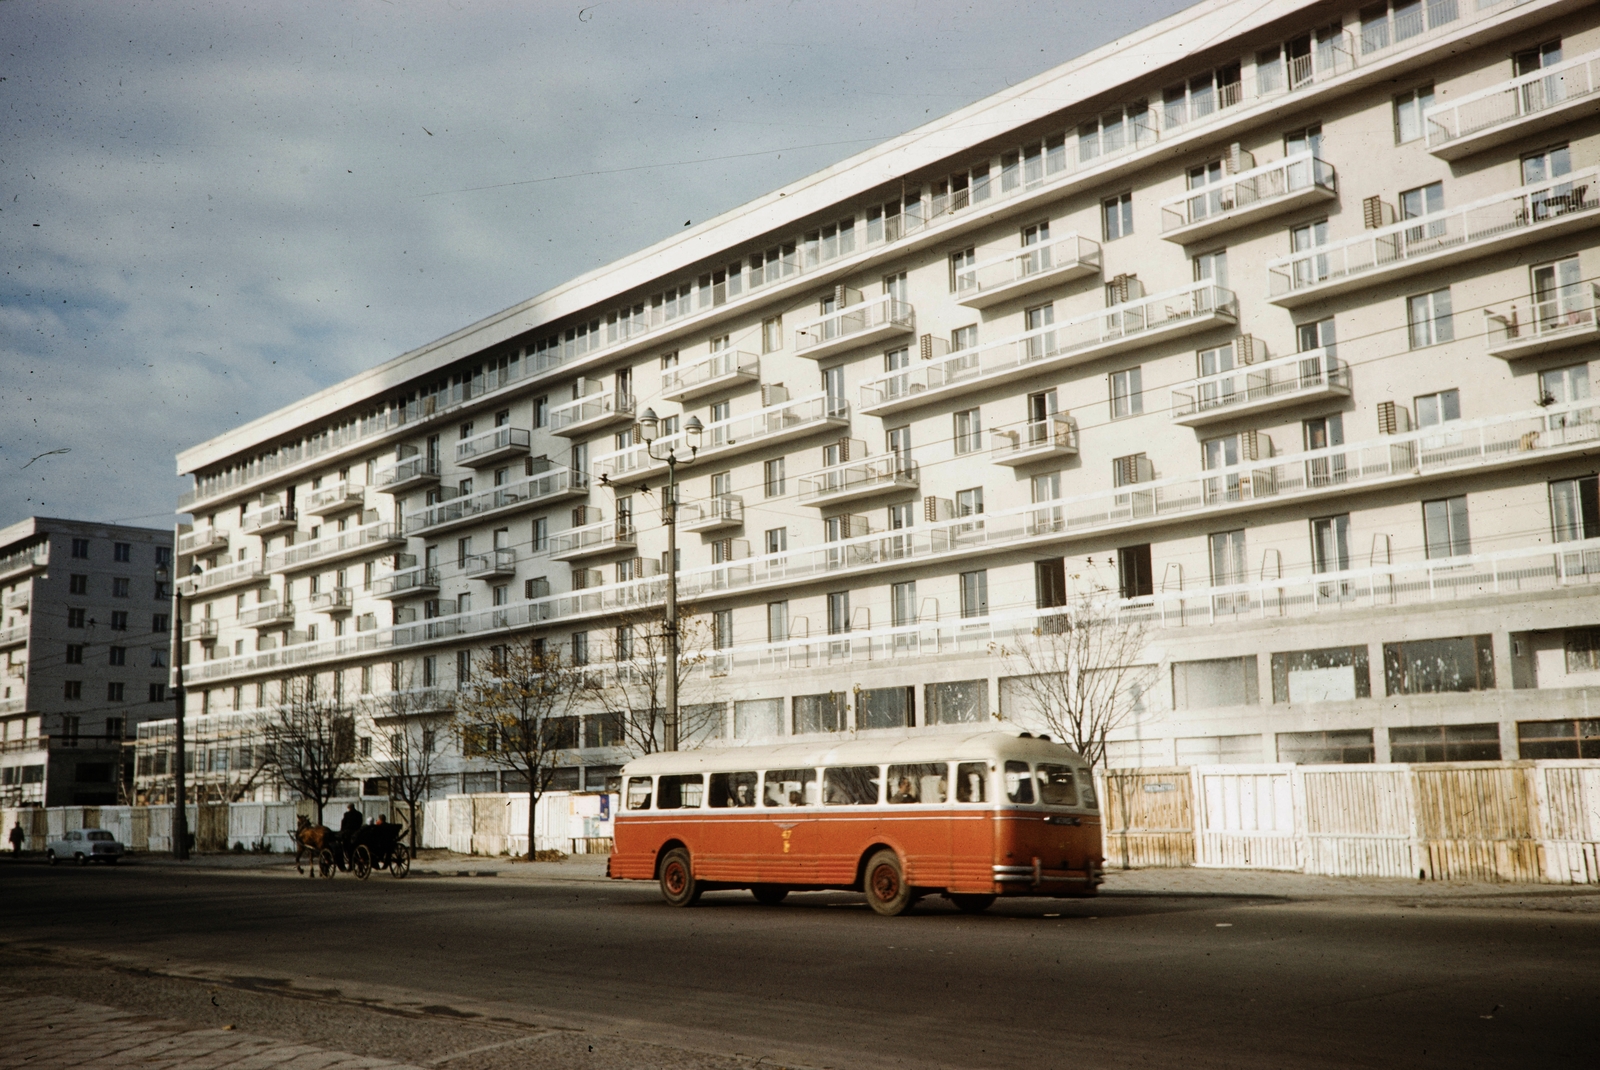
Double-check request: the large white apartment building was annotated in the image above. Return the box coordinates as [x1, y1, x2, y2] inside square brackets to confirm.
[145, 0, 1600, 801]
[1, 518, 175, 806]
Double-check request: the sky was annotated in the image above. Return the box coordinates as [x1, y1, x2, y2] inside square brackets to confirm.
[0, 0, 1199, 533]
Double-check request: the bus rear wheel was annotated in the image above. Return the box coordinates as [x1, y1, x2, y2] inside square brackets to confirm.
[949, 893, 995, 914]
[864, 849, 913, 917]
[750, 884, 788, 906]
[658, 848, 701, 907]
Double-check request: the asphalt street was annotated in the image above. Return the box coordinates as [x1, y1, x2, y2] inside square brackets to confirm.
[1, 860, 1597, 1069]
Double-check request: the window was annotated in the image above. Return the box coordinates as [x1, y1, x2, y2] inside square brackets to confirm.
[1390, 724, 1501, 762]
[764, 527, 787, 555]
[1102, 192, 1133, 240]
[764, 458, 785, 497]
[1532, 259, 1587, 343]
[149, 683, 166, 702]
[1113, 453, 1151, 487]
[794, 693, 845, 734]
[760, 316, 782, 353]
[1118, 545, 1153, 599]
[959, 570, 988, 619]
[766, 601, 789, 643]
[926, 680, 988, 724]
[71, 538, 89, 559]
[826, 591, 850, 635]
[1414, 388, 1460, 428]
[1164, 64, 1242, 126]
[860, 687, 914, 730]
[1521, 143, 1571, 187]
[953, 409, 981, 454]
[823, 765, 879, 805]
[955, 487, 984, 523]
[1422, 495, 1470, 558]
[1192, 248, 1227, 290]
[1393, 84, 1434, 143]
[69, 574, 88, 594]
[456, 649, 472, 689]
[1208, 529, 1246, 586]
[1110, 367, 1143, 418]
[1515, 39, 1562, 76]
[1172, 656, 1258, 709]
[1310, 515, 1350, 573]
[150, 647, 167, 668]
[949, 247, 976, 292]
[1035, 557, 1067, 608]
[1284, 123, 1323, 157]
[1276, 729, 1375, 764]
[152, 614, 169, 633]
[108, 646, 126, 666]
[533, 396, 548, 428]
[712, 609, 733, 650]
[1550, 477, 1600, 542]
[113, 542, 131, 562]
[155, 546, 171, 568]
[106, 717, 123, 739]
[67, 608, 86, 629]
[107, 682, 125, 702]
[1518, 719, 1600, 759]
[891, 581, 917, 627]
[1383, 635, 1494, 694]
[1271, 646, 1371, 703]
[1078, 102, 1151, 163]
[570, 631, 588, 665]
[65, 644, 84, 664]
[531, 517, 548, 552]
[64, 680, 82, 700]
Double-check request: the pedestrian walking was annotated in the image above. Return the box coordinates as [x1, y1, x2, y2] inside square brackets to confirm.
[9, 821, 24, 858]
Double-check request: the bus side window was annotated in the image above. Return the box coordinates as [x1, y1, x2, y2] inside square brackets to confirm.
[824, 765, 881, 805]
[626, 776, 653, 810]
[763, 768, 816, 807]
[657, 774, 704, 810]
[888, 762, 948, 804]
[709, 771, 759, 808]
[1004, 761, 1034, 804]
[1036, 763, 1078, 806]
[956, 762, 987, 803]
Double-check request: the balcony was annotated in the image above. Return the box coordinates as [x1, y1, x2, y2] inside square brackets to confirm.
[182, 618, 218, 642]
[1268, 171, 1600, 307]
[0, 622, 27, 650]
[464, 549, 517, 581]
[374, 567, 440, 600]
[1160, 153, 1337, 244]
[661, 350, 759, 403]
[1170, 348, 1350, 427]
[798, 457, 919, 507]
[1485, 285, 1600, 361]
[302, 481, 365, 516]
[861, 283, 1237, 416]
[375, 455, 442, 494]
[680, 495, 743, 533]
[550, 381, 635, 437]
[990, 414, 1079, 467]
[240, 601, 296, 630]
[404, 468, 588, 537]
[549, 520, 638, 562]
[241, 501, 296, 536]
[456, 426, 532, 468]
[181, 558, 265, 596]
[0, 544, 47, 581]
[177, 526, 228, 556]
[955, 233, 1101, 309]
[1426, 49, 1600, 161]
[264, 521, 404, 574]
[793, 295, 914, 361]
[595, 393, 850, 485]
[3, 588, 29, 611]
[309, 587, 355, 613]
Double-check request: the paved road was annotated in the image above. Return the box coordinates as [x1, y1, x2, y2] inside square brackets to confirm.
[2, 860, 1597, 1069]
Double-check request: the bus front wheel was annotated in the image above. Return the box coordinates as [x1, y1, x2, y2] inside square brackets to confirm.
[658, 848, 701, 907]
[751, 884, 789, 906]
[864, 849, 913, 917]
[949, 893, 995, 914]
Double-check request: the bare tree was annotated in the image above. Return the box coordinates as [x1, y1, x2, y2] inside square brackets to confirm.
[363, 676, 451, 854]
[994, 580, 1155, 769]
[594, 609, 722, 756]
[258, 676, 356, 826]
[452, 638, 584, 860]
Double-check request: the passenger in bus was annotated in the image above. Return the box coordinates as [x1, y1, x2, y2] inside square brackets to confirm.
[734, 782, 753, 807]
[788, 790, 804, 805]
[958, 765, 986, 803]
[764, 781, 783, 807]
[890, 776, 917, 804]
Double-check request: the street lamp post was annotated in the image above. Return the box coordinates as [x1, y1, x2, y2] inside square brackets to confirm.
[168, 537, 192, 861]
[635, 408, 701, 752]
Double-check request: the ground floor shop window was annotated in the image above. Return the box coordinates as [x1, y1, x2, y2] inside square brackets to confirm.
[1275, 729, 1374, 764]
[1388, 723, 1500, 762]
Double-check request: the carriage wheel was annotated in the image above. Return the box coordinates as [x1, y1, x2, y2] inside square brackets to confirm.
[318, 848, 336, 878]
[353, 845, 373, 880]
[389, 844, 410, 879]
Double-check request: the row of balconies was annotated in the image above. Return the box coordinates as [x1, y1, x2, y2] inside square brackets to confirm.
[0, 544, 48, 581]
[0, 621, 28, 651]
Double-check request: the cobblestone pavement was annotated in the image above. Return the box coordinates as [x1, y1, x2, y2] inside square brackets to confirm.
[0, 988, 428, 1070]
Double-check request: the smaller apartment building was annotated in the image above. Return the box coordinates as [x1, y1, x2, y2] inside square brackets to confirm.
[141, 0, 1600, 805]
[0, 517, 175, 806]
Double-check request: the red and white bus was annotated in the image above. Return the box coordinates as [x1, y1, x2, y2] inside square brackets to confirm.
[609, 729, 1103, 916]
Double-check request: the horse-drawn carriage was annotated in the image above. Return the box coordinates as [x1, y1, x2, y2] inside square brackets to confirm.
[294, 815, 411, 879]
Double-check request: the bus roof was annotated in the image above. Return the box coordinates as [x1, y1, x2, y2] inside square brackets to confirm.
[618, 729, 1085, 777]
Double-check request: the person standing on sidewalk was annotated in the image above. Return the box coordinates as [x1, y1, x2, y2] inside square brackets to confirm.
[8, 821, 24, 858]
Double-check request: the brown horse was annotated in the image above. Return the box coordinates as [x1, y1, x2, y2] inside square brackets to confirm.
[294, 814, 334, 876]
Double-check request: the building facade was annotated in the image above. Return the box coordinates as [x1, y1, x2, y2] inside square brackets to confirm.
[145, 0, 1600, 802]
[0, 518, 175, 806]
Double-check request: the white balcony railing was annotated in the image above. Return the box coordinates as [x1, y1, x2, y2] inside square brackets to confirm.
[303, 481, 365, 515]
[989, 414, 1078, 466]
[180, 558, 265, 596]
[594, 393, 849, 484]
[549, 520, 637, 561]
[240, 601, 295, 629]
[550, 385, 635, 436]
[1170, 348, 1350, 424]
[861, 282, 1237, 413]
[1426, 48, 1600, 158]
[309, 588, 355, 613]
[0, 622, 30, 648]
[798, 457, 919, 506]
[680, 495, 744, 532]
[177, 527, 228, 556]
[0, 544, 48, 580]
[241, 501, 295, 535]
[464, 549, 517, 580]
[661, 350, 759, 402]
[374, 455, 442, 492]
[404, 468, 587, 536]
[374, 567, 440, 599]
[1159, 153, 1336, 239]
[1268, 170, 1600, 304]
[793, 295, 913, 360]
[954, 233, 1100, 308]
[181, 618, 218, 641]
[1486, 283, 1600, 360]
[264, 521, 402, 573]
[455, 426, 532, 466]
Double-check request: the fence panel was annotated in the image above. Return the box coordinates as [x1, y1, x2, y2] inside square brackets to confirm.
[423, 799, 451, 849]
[1412, 763, 1542, 881]
[1535, 761, 1600, 883]
[448, 797, 474, 854]
[1193, 765, 1300, 870]
[1098, 768, 1195, 868]
[1297, 767, 1416, 878]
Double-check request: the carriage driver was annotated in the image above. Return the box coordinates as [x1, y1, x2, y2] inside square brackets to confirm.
[339, 803, 363, 858]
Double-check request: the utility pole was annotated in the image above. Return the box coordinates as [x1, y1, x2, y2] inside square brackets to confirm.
[169, 526, 189, 860]
[633, 409, 701, 752]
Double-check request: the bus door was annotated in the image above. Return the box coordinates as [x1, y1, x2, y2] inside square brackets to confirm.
[761, 768, 821, 883]
[947, 760, 995, 890]
[885, 762, 953, 886]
